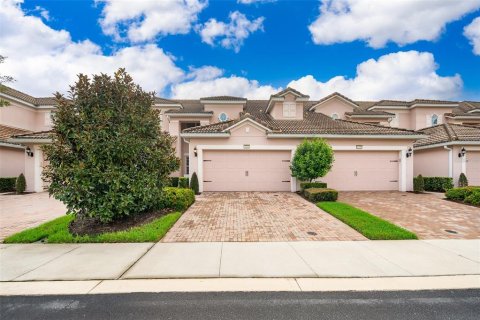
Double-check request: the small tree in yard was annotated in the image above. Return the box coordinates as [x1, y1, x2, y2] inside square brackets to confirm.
[43, 69, 179, 223]
[458, 173, 468, 187]
[290, 139, 334, 182]
[190, 172, 199, 195]
[15, 173, 26, 194]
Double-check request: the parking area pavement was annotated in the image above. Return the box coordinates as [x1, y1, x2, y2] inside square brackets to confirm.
[0, 192, 66, 241]
[162, 192, 365, 242]
[339, 191, 480, 239]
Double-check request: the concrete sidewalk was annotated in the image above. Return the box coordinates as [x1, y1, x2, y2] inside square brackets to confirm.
[1, 240, 479, 281]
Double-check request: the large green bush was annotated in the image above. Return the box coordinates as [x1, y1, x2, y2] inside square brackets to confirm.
[0, 177, 16, 192]
[178, 177, 189, 188]
[159, 187, 195, 211]
[445, 186, 480, 201]
[465, 191, 480, 206]
[42, 69, 179, 223]
[291, 139, 334, 182]
[423, 177, 453, 192]
[304, 188, 338, 202]
[15, 173, 26, 194]
[413, 175, 424, 193]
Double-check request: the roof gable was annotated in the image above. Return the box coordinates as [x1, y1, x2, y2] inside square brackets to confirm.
[308, 92, 358, 112]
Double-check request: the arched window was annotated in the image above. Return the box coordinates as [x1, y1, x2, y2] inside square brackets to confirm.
[431, 114, 438, 126]
[218, 112, 229, 122]
[331, 113, 339, 120]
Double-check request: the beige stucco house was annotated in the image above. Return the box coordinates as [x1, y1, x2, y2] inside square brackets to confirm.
[1, 86, 479, 192]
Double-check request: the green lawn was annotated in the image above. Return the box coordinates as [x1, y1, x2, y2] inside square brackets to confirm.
[317, 202, 418, 240]
[4, 212, 181, 243]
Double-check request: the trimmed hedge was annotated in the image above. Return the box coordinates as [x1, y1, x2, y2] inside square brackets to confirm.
[413, 175, 424, 193]
[300, 182, 327, 190]
[423, 177, 454, 192]
[445, 186, 480, 201]
[304, 188, 338, 202]
[0, 177, 16, 192]
[159, 187, 195, 211]
[168, 177, 180, 188]
[465, 191, 480, 206]
[178, 177, 189, 188]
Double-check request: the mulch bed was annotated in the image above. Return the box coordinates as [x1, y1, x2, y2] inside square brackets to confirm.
[69, 208, 171, 236]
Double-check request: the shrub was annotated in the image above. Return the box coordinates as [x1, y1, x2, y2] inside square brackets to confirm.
[304, 188, 338, 202]
[15, 173, 26, 194]
[465, 191, 480, 206]
[169, 177, 179, 187]
[458, 173, 468, 187]
[178, 177, 189, 188]
[159, 187, 195, 211]
[0, 177, 16, 192]
[300, 182, 327, 191]
[291, 139, 334, 182]
[413, 175, 424, 193]
[190, 172, 199, 195]
[423, 177, 454, 192]
[42, 69, 179, 223]
[445, 186, 480, 201]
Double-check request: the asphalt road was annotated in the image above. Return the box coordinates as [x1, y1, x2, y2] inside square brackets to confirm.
[1, 290, 479, 320]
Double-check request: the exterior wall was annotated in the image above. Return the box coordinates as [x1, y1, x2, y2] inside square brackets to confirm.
[413, 147, 450, 177]
[187, 123, 416, 192]
[466, 150, 480, 186]
[0, 100, 54, 132]
[0, 146, 25, 177]
[410, 107, 452, 130]
[204, 104, 244, 123]
[270, 93, 304, 120]
[312, 97, 355, 119]
[24, 144, 45, 192]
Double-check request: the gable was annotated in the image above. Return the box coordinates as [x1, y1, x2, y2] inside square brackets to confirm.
[310, 95, 356, 119]
[229, 121, 268, 137]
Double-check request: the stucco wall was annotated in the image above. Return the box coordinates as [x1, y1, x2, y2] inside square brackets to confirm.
[413, 147, 449, 177]
[312, 97, 355, 119]
[410, 107, 452, 130]
[204, 104, 244, 123]
[0, 146, 25, 177]
[270, 93, 304, 120]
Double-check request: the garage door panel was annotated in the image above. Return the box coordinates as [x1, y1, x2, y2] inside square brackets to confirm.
[203, 150, 291, 192]
[467, 151, 480, 186]
[322, 151, 399, 191]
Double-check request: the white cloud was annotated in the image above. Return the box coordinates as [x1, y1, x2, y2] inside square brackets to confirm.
[33, 5, 50, 21]
[237, 0, 275, 4]
[198, 11, 264, 52]
[171, 68, 280, 98]
[98, 0, 207, 42]
[0, 0, 184, 96]
[288, 51, 462, 100]
[464, 17, 480, 55]
[309, 0, 480, 48]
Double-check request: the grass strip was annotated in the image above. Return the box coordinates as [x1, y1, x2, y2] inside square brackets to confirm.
[317, 202, 418, 240]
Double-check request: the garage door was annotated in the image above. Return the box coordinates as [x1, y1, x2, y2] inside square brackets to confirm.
[203, 150, 291, 191]
[322, 151, 400, 191]
[467, 151, 480, 186]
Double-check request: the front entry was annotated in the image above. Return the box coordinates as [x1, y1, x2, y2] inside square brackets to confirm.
[202, 150, 292, 191]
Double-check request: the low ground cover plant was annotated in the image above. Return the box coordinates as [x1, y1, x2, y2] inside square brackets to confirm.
[317, 202, 418, 240]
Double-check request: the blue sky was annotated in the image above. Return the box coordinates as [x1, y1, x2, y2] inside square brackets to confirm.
[1, 0, 479, 100]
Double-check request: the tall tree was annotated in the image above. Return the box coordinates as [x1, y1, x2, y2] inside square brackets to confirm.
[43, 69, 180, 223]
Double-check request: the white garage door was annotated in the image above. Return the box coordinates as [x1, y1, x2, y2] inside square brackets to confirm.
[467, 151, 480, 186]
[322, 151, 400, 191]
[203, 150, 292, 192]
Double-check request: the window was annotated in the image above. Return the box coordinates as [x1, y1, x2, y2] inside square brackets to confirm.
[431, 114, 438, 126]
[282, 102, 296, 118]
[331, 113, 339, 120]
[184, 155, 189, 175]
[218, 112, 229, 122]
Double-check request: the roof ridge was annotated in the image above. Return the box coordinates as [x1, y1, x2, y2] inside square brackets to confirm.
[338, 118, 417, 134]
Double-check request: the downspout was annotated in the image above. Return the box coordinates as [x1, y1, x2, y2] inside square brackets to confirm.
[444, 146, 453, 178]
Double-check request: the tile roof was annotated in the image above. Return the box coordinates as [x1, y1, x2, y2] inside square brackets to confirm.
[2, 86, 56, 106]
[0, 125, 30, 142]
[10, 130, 52, 140]
[183, 100, 420, 136]
[414, 124, 480, 147]
[154, 97, 181, 105]
[270, 87, 309, 98]
[200, 96, 247, 101]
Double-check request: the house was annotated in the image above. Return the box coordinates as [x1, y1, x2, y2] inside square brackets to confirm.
[1, 86, 479, 192]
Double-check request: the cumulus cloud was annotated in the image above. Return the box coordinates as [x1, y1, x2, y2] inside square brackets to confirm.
[288, 51, 462, 100]
[98, 0, 207, 42]
[171, 68, 280, 99]
[237, 0, 275, 4]
[33, 5, 50, 21]
[198, 11, 264, 52]
[464, 17, 480, 55]
[309, 0, 480, 48]
[0, 0, 184, 96]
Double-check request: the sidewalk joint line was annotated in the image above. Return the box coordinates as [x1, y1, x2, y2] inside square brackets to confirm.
[355, 241, 414, 276]
[420, 240, 480, 264]
[218, 242, 224, 277]
[294, 278, 303, 291]
[86, 280, 103, 294]
[117, 242, 156, 280]
[287, 242, 318, 277]
[11, 245, 81, 281]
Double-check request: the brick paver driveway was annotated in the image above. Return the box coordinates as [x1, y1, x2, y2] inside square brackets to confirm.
[0, 192, 66, 241]
[162, 192, 365, 242]
[339, 191, 480, 239]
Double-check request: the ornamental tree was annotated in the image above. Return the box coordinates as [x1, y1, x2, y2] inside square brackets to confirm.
[43, 69, 179, 223]
[290, 139, 334, 182]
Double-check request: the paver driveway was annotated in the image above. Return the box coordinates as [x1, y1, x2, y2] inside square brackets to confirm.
[339, 191, 480, 239]
[0, 192, 67, 241]
[162, 192, 365, 242]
